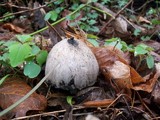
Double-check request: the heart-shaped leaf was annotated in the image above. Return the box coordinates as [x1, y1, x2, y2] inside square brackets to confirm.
[36, 50, 48, 66]
[24, 61, 41, 78]
[9, 43, 32, 67]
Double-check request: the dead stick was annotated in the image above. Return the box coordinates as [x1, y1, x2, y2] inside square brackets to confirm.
[97, 0, 133, 35]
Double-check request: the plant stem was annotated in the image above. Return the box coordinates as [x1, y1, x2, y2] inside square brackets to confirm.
[29, 4, 87, 36]
[87, 4, 115, 19]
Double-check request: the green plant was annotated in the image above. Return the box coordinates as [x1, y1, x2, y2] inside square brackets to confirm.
[105, 37, 129, 51]
[68, 3, 100, 33]
[66, 96, 74, 105]
[0, 12, 15, 22]
[0, 35, 48, 78]
[87, 33, 99, 47]
[104, 38, 155, 69]
[134, 44, 154, 69]
[0, 74, 10, 86]
[44, 0, 100, 33]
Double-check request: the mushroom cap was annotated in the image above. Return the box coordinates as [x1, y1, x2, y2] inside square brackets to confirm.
[45, 38, 99, 90]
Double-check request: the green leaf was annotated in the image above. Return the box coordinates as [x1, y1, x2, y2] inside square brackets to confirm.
[134, 29, 141, 36]
[54, 0, 64, 5]
[141, 36, 151, 41]
[0, 53, 9, 61]
[44, 12, 51, 21]
[87, 13, 98, 19]
[87, 39, 99, 47]
[16, 35, 33, 43]
[3, 41, 18, 47]
[70, 3, 79, 10]
[151, 19, 160, 25]
[9, 43, 32, 67]
[105, 41, 122, 50]
[134, 45, 148, 56]
[45, 10, 58, 21]
[24, 61, 41, 78]
[104, 38, 124, 50]
[55, 7, 64, 13]
[143, 24, 153, 29]
[90, 26, 99, 32]
[87, 34, 99, 39]
[0, 74, 10, 85]
[31, 45, 40, 55]
[67, 13, 80, 21]
[66, 96, 73, 105]
[147, 8, 156, 15]
[36, 50, 48, 66]
[146, 55, 154, 69]
[49, 11, 58, 21]
[87, 19, 96, 25]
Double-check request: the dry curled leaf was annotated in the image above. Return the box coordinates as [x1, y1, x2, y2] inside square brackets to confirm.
[138, 16, 151, 24]
[91, 46, 146, 92]
[133, 63, 160, 92]
[91, 47, 132, 89]
[0, 77, 47, 118]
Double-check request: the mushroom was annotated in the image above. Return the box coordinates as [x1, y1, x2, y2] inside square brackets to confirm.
[45, 37, 99, 91]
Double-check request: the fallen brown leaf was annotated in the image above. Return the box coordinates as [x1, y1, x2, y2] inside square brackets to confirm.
[138, 16, 151, 24]
[0, 77, 47, 118]
[133, 63, 160, 92]
[2, 23, 24, 33]
[91, 47, 133, 90]
[91, 46, 148, 93]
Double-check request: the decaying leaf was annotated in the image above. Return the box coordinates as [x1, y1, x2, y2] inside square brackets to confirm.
[2, 23, 25, 33]
[138, 16, 151, 24]
[0, 77, 47, 118]
[91, 46, 159, 93]
[106, 61, 132, 89]
[133, 63, 160, 92]
[91, 47, 134, 90]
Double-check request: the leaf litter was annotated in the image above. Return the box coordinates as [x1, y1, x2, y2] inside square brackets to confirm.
[0, 0, 160, 120]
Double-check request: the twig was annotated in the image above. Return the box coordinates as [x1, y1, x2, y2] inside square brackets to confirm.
[29, 4, 87, 36]
[86, 4, 115, 19]
[11, 106, 85, 120]
[134, 0, 154, 12]
[6, 2, 31, 10]
[0, 1, 55, 19]
[136, 91, 156, 118]
[96, 0, 133, 35]
[46, 21, 63, 40]
[0, 5, 45, 19]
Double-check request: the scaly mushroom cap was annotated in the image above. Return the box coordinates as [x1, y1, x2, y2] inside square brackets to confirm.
[45, 38, 99, 91]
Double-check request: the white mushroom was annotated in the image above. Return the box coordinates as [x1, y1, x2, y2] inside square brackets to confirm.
[45, 38, 99, 91]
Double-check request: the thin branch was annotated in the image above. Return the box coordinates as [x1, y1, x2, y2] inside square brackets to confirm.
[0, 1, 54, 19]
[29, 4, 87, 36]
[0, 5, 44, 19]
[96, 0, 133, 35]
[12, 106, 85, 120]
